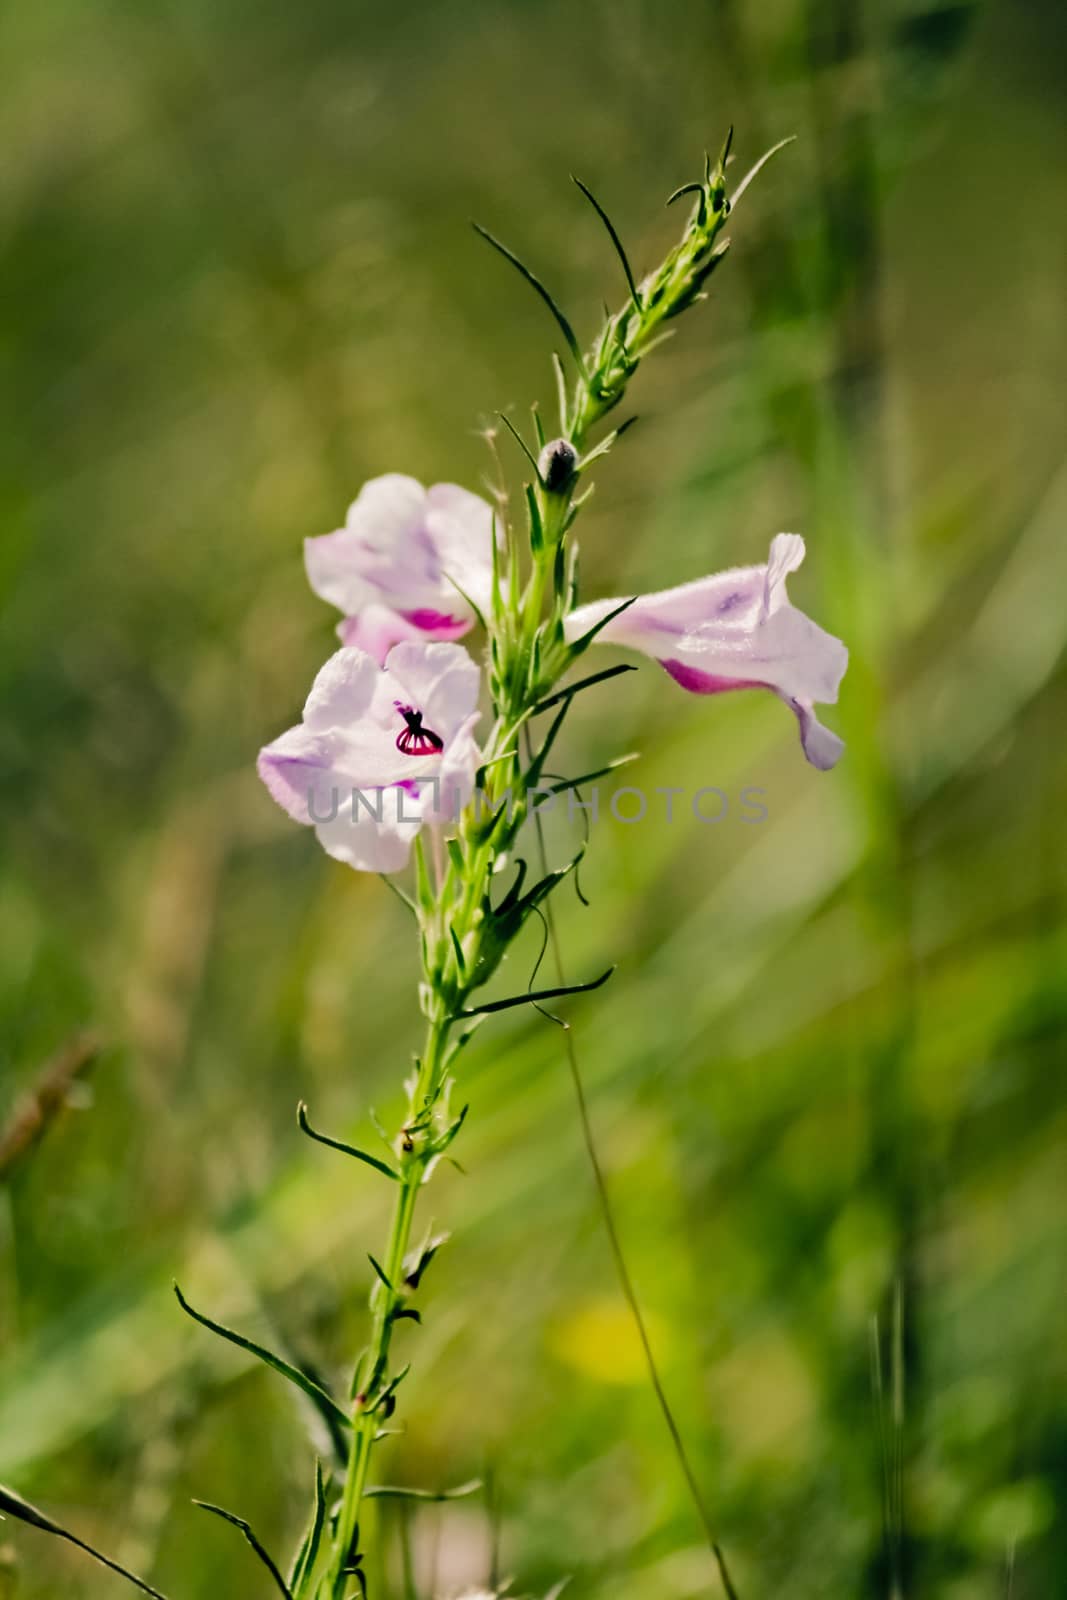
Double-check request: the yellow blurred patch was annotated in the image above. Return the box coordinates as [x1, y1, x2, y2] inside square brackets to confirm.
[549, 1296, 670, 1386]
[710, 1327, 816, 1469]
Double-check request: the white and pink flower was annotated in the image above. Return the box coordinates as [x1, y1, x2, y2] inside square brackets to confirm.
[304, 474, 498, 664]
[564, 533, 847, 769]
[257, 640, 481, 873]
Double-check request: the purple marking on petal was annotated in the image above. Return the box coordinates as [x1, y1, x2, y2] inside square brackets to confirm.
[401, 608, 470, 635]
[660, 659, 767, 695]
[395, 704, 445, 756]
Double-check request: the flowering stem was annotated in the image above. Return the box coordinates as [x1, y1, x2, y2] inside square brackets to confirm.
[320, 1015, 452, 1598]
[313, 136, 781, 1596]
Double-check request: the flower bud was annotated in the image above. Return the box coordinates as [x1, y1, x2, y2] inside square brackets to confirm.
[537, 437, 578, 492]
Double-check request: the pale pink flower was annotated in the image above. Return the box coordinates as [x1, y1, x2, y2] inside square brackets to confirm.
[257, 640, 481, 873]
[305, 474, 498, 663]
[564, 533, 847, 769]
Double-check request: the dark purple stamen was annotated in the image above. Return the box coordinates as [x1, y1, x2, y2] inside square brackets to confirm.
[394, 703, 444, 757]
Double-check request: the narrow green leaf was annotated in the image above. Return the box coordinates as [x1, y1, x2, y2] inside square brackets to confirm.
[367, 1254, 394, 1291]
[391, 1306, 422, 1325]
[666, 180, 704, 209]
[530, 663, 637, 716]
[0, 1484, 169, 1598]
[719, 124, 735, 171]
[496, 411, 542, 478]
[525, 483, 544, 556]
[567, 595, 638, 657]
[551, 351, 570, 433]
[194, 1501, 293, 1598]
[524, 696, 571, 786]
[546, 751, 640, 792]
[472, 222, 586, 375]
[436, 1102, 469, 1151]
[362, 1479, 482, 1503]
[413, 832, 434, 911]
[730, 134, 795, 208]
[571, 175, 640, 309]
[173, 1284, 351, 1430]
[297, 1103, 400, 1181]
[288, 1462, 328, 1597]
[495, 856, 528, 912]
[457, 966, 616, 1017]
[378, 873, 417, 915]
[403, 1227, 450, 1289]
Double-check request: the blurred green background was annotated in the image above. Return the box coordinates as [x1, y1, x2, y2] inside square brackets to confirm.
[2, 0, 1065, 1596]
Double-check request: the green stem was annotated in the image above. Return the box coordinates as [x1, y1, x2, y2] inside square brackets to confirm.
[320, 1017, 451, 1599]
[314, 140, 759, 1595]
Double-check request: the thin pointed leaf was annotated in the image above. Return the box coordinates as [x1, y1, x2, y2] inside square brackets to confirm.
[367, 1254, 394, 1291]
[524, 696, 571, 786]
[525, 483, 544, 555]
[730, 134, 795, 207]
[297, 1103, 399, 1180]
[495, 856, 529, 913]
[721, 125, 735, 163]
[173, 1284, 351, 1430]
[0, 1484, 169, 1598]
[571, 175, 640, 308]
[576, 420, 635, 472]
[666, 180, 704, 208]
[457, 966, 616, 1017]
[378, 873, 417, 915]
[288, 1461, 328, 1596]
[413, 831, 434, 912]
[368, 1106, 392, 1150]
[488, 505, 505, 627]
[293, 1354, 350, 1468]
[551, 351, 570, 433]
[546, 752, 640, 792]
[403, 1227, 450, 1289]
[443, 566, 488, 631]
[194, 1501, 293, 1598]
[362, 1479, 482, 1503]
[567, 595, 639, 657]
[531, 663, 637, 716]
[435, 1102, 469, 1151]
[496, 411, 542, 478]
[472, 223, 585, 374]
[511, 847, 586, 920]
[371, 1363, 411, 1415]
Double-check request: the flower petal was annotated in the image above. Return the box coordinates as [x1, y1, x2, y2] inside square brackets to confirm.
[379, 640, 482, 745]
[564, 533, 847, 769]
[257, 725, 345, 825]
[425, 483, 500, 613]
[302, 647, 379, 731]
[425, 711, 482, 822]
[305, 475, 432, 615]
[337, 604, 470, 665]
[782, 695, 846, 770]
[314, 790, 423, 874]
